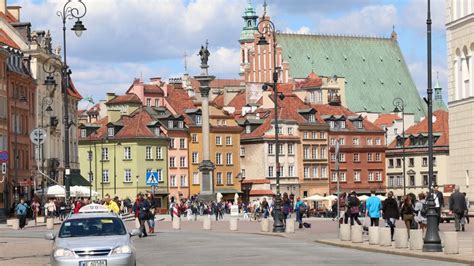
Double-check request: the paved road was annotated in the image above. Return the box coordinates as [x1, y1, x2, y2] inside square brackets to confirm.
[134, 230, 466, 266]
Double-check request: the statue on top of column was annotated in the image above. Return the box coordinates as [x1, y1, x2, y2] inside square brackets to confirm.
[198, 40, 210, 68]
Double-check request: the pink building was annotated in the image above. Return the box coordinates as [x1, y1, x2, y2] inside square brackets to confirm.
[126, 77, 166, 107]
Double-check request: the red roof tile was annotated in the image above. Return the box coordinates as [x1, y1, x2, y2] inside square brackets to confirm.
[190, 78, 242, 89]
[106, 93, 141, 105]
[374, 113, 401, 127]
[114, 109, 155, 138]
[211, 94, 224, 108]
[295, 71, 323, 89]
[311, 104, 382, 131]
[143, 84, 164, 95]
[68, 78, 83, 99]
[0, 29, 19, 49]
[228, 90, 247, 110]
[165, 86, 196, 124]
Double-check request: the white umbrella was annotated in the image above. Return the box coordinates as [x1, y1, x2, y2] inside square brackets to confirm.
[302, 194, 325, 201]
[45, 185, 65, 197]
[377, 195, 387, 201]
[71, 186, 99, 197]
[358, 195, 369, 201]
[324, 195, 338, 201]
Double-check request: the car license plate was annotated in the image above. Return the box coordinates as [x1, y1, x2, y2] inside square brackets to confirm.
[79, 260, 107, 266]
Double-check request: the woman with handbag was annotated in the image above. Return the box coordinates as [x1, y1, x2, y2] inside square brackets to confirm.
[347, 191, 362, 226]
[400, 195, 415, 237]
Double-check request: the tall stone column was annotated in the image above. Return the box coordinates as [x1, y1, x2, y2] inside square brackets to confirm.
[195, 42, 215, 200]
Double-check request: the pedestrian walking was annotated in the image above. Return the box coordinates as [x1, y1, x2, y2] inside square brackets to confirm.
[463, 192, 470, 224]
[338, 192, 349, 224]
[147, 193, 156, 233]
[414, 193, 427, 233]
[45, 198, 56, 218]
[103, 194, 120, 214]
[261, 198, 269, 219]
[365, 189, 382, 227]
[170, 196, 176, 221]
[400, 195, 415, 238]
[294, 197, 307, 229]
[347, 191, 362, 226]
[433, 185, 444, 224]
[449, 186, 467, 232]
[282, 192, 291, 224]
[133, 193, 150, 237]
[15, 198, 28, 229]
[382, 191, 399, 241]
[31, 199, 40, 225]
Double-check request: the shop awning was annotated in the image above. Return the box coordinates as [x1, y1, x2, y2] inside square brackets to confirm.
[70, 170, 91, 186]
[216, 188, 242, 194]
[249, 189, 275, 196]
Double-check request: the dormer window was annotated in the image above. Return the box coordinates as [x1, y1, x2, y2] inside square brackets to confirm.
[309, 114, 315, 123]
[329, 121, 335, 128]
[339, 120, 346, 129]
[245, 125, 251, 134]
[154, 127, 161, 136]
[168, 120, 174, 129]
[196, 115, 202, 125]
[107, 127, 114, 137]
[353, 120, 362, 129]
[80, 129, 87, 138]
[178, 121, 184, 128]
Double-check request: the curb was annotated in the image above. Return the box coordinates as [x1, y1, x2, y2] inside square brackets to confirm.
[314, 239, 474, 265]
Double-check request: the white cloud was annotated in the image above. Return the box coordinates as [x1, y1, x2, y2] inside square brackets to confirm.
[284, 26, 311, 34]
[401, 0, 446, 33]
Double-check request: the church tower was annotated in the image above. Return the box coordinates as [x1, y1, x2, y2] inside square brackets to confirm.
[239, 0, 258, 77]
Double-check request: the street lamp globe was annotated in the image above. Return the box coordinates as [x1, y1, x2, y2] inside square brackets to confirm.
[71, 19, 87, 37]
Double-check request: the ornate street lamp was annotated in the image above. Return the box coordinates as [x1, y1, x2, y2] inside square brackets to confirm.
[256, 15, 285, 233]
[393, 97, 406, 196]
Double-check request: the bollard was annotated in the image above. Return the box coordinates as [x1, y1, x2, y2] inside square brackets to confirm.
[11, 219, 19, 230]
[340, 224, 351, 241]
[172, 217, 181, 230]
[230, 218, 238, 231]
[46, 218, 54, 230]
[444, 232, 459, 254]
[409, 229, 423, 250]
[285, 219, 295, 234]
[135, 217, 140, 229]
[394, 228, 408, 248]
[203, 216, 211, 230]
[6, 219, 14, 227]
[368, 226, 380, 245]
[36, 216, 46, 223]
[379, 227, 392, 246]
[351, 225, 363, 243]
[260, 218, 270, 232]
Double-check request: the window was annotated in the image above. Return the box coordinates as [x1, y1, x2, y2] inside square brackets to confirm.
[433, 157, 437, 166]
[225, 136, 232, 145]
[330, 138, 336, 146]
[169, 156, 176, 168]
[330, 153, 336, 162]
[107, 127, 114, 137]
[156, 146, 163, 159]
[101, 147, 109, 161]
[216, 172, 223, 185]
[340, 121, 346, 129]
[124, 169, 132, 183]
[340, 172, 346, 182]
[423, 175, 428, 186]
[331, 172, 337, 182]
[409, 176, 415, 186]
[367, 153, 373, 162]
[389, 159, 394, 168]
[124, 147, 131, 160]
[268, 166, 274, 177]
[288, 144, 294, 155]
[168, 120, 174, 129]
[192, 152, 199, 164]
[154, 99, 159, 107]
[367, 138, 373, 145]
[321, 166, 327, 178]
[389, 176, 395, 187]
[193, 172, 199, 184]
[241, 169, 246, 178]
[157, 169, 163, 182]
[240, 147, 245, 157]
[396, 158, 402, 168]
[170, 175, 176, 187]
[180, 175, 187, 187]
[304, 166, 310, 179]
[154, 127, 161, 136]
[396, 175, 403, 187]
[312, 167, 318, 178]
[146, 146, 153, 160]
[309, 114, 315, 122]
[80, 129, 86, 138]
[320, 132, 326, 139]
[245, 125, 251, 134]
[312, 131, 317, 139]
[169, 138, 175, 149]
[102, 169, 109, 183]
[320, 147, 326, 159]
[353, 153, 360, 162]
[375, 171, 382, 181]
[278, 165, 284, 176]
[179, 138, 186, 149]
[354, 120, 362, 129]
[276, 125, 283, 135]
[191, 134, 198, 143]
[338, 153, 345, 162]
[215, 136, 222, 145]
[288, 165, 294, 177]
[352, 138, 359, 145]
[368, 172, 374, 181]
[278, 144, 284, 155]
[179, 156, 186, 168]
[195, 115, 202, 125]
[409, 158, 414, 167]
[287, 127, 294, 135]
[329, 121, 335, 128]
[303, 132, 308, 139]
[422, 157, 428, 167]
[226, 172, 233, 185]
[375, 138, 381, 145]
[146, 98, 151, 107]
[312, 146, 317, 159]
[216, 153, 222, 165]
[303, 146, 309, 159]
[375, 152, 381, 161]
[354, 171, 361, 182]
[268, 143, 274, 155]
[226, 153, 233, 165]
[338, 138, 345, 145]
[178, 121, 184, 128]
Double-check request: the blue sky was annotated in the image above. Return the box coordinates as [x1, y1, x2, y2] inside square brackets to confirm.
[10, 0, 447, 108]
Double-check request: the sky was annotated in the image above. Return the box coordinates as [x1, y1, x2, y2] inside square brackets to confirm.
[10, 0, 448, 109]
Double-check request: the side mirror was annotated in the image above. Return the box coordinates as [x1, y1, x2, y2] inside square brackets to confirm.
[44, 232, 56, 240]
[129, 229, 141, 237]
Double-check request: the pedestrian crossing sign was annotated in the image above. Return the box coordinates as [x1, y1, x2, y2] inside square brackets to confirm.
[146, 171, 159, 186]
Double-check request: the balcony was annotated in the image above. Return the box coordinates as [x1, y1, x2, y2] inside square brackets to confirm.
[328, 95, 341, 106]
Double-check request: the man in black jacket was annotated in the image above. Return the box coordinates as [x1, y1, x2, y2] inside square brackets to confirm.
[433, 185, 444, 224]
[449, 186, 467, 231]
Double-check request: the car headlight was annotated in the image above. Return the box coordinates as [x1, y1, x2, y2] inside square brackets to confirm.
[111, 245, 132, 254]
[53, 248, 75, 257]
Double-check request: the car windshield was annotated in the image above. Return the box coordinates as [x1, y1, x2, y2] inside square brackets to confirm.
[58, 217, 127, 238]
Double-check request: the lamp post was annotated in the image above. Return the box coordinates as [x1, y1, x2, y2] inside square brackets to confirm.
[423, 0, 442, 252]
[256, 15, 285, 233]
[54, 0, 87, 203]
[40, 96, 53, 204]
[393, 97, 406, 196]
[113, 142, 121, 196]
[13, 93, 27, 202]
[136, 175, 139, 195]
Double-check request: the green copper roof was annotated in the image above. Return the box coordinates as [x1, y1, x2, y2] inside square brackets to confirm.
[276, 33, 427, 121]
[433, 80, 447, 111]
[239, 1, 258, 43]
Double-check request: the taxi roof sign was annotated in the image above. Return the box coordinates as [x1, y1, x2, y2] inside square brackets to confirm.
[79, 203, 109, 213]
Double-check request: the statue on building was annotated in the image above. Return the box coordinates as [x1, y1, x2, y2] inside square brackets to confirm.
[54, 46, 62, 56]
[42, 30, 53, 54]
[198, 40, 210, 68]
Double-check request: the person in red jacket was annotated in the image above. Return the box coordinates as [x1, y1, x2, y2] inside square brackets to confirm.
[73, 198, 82, 214]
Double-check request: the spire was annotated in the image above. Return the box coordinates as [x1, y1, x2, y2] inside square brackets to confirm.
[391, 24, 398, 42]
[263, 0, 267, 18]
[433, 71, 447, 111]
[239, 0, 258, 43]
[184, 51, 188, 73]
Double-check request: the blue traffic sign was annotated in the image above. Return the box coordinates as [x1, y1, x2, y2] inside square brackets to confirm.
[0, 150, 8, 162]
[146, 171, 159, 186]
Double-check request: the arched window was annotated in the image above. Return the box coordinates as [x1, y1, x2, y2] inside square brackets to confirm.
[462, 46, 470, 98]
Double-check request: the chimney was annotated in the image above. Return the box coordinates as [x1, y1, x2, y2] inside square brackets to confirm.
[106, 92, 116, 102]
[7, 6, 20, 21]
[149, 77, 161, 85]
[0, 0, 5, 15]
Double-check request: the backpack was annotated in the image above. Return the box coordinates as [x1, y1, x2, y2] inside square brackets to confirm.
[16, 203, 27, 216]
[420, 203, 427, 218]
